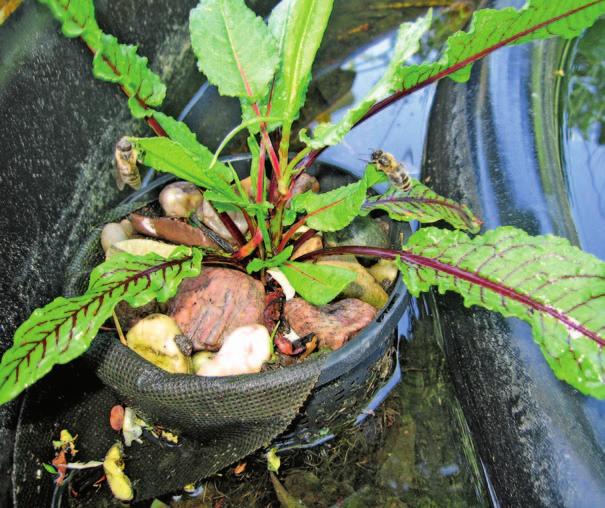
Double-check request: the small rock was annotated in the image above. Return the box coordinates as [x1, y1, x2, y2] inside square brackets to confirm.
[168, 267, 266, 351]
[291, 236, 323, 260]
[323, 216, 390, 250]
[125, 314, 192, 374]
[283, 298, 377, 350]
[368, 259, 399, 291]
[291, 173, 320, 197]
[317, 257, 389, 309]
[191, 351, 215, 372]
[101, 222, 136, 253]
[196, 198, 248, 244]
[196, 324, 272, 377]
[174, 334, 194, 356]
[240, 176, 269, 200]
[159, 181, 203, 217]
[113, 300, 165, 333]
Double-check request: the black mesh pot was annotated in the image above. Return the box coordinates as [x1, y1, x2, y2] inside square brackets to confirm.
[54, 156, 410, 500]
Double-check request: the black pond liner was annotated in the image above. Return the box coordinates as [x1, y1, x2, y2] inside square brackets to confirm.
[423, 5, 605, 508]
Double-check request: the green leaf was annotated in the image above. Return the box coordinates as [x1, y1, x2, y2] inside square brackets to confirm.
[291, 172, 371, 231]
[0, 247, 202, 405]
[362, 179, 482, 233]
[39, 0, 100, 38]
[268, 0, 334, 123]
[266, 447, 281, 473]
[247, 135, 263, 199]
[247, 246, 294, 273]
[151, 112, 232, 180]
[303, 1, 605, 150]
[131, 137, 238, 201]
[153, 112, 211, 159]
[395, 0, 605, 89]
[396, 226, 605, 399]
[92, 33, 166, 118]
[43, 464, 58, 475]
[300, 11, 431, 149]
[189, 0, 279, 102]
[280, 261, 356, 306]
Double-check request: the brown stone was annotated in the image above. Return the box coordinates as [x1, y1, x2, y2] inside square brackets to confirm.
[129, 213, 220, 248]
[168, 267, 265, 351]
[283, 297, 377, 350]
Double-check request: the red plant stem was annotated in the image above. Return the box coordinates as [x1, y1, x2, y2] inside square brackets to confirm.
[291, 228, 318, 256]
[278, 195, 346, 252]
[278, 216, 307, 252]
[217, 209, 247, 248]
[233, 228, 264, 259]
[242, 208, 257, 238]
[257, 140, 267, 204]
[254, 104, 281, 179]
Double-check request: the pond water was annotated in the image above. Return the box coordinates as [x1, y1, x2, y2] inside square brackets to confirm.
[561, 18, 605, 262]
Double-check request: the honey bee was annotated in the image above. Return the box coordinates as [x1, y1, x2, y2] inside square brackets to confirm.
[114, 137, 141, 190]
[370, 149, 413, 193]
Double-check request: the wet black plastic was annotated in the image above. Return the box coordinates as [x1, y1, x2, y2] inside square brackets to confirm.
[423, 5, 605, 506]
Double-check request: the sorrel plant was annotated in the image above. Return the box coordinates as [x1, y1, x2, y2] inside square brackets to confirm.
[1, 0, 604, 407]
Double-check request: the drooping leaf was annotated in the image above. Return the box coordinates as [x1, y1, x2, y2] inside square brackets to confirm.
[280, 261, 356, 306]
[130, 136, 238, 201]
[151, 112, 232, 181]
[360, 0, 605, 131]
[39, 0, 100, 38]
[92, 33, 166, 118]
[0, 247, 203, 405]
[361, 179, 482, 233]
[395, 0, 605, 88]
[300, 12, 432, 149]
[189, 0, 279, 102]
[396, 226, 605, 399]
[153, 112, 211, 160]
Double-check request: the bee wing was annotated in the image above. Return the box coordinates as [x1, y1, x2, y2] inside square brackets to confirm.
[115, 163, 126, 191]
[401, 161, 420, 180]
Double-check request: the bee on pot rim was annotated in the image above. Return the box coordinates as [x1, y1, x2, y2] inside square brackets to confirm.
[114, 137, 141, 191]
[370, 149, 414, 194]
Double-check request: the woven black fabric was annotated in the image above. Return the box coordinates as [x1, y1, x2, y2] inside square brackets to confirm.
[87, 331, 323, 450]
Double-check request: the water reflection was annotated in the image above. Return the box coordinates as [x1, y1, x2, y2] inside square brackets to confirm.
[562, 18, 605, 260]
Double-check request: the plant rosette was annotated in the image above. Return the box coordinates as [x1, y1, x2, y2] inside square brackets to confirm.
[64, 158, 410, 444]
[2, 0, 605, 501]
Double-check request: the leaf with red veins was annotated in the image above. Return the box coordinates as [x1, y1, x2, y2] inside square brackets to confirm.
[0, 247, 202, 405]
[396, 226, 605, 399]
